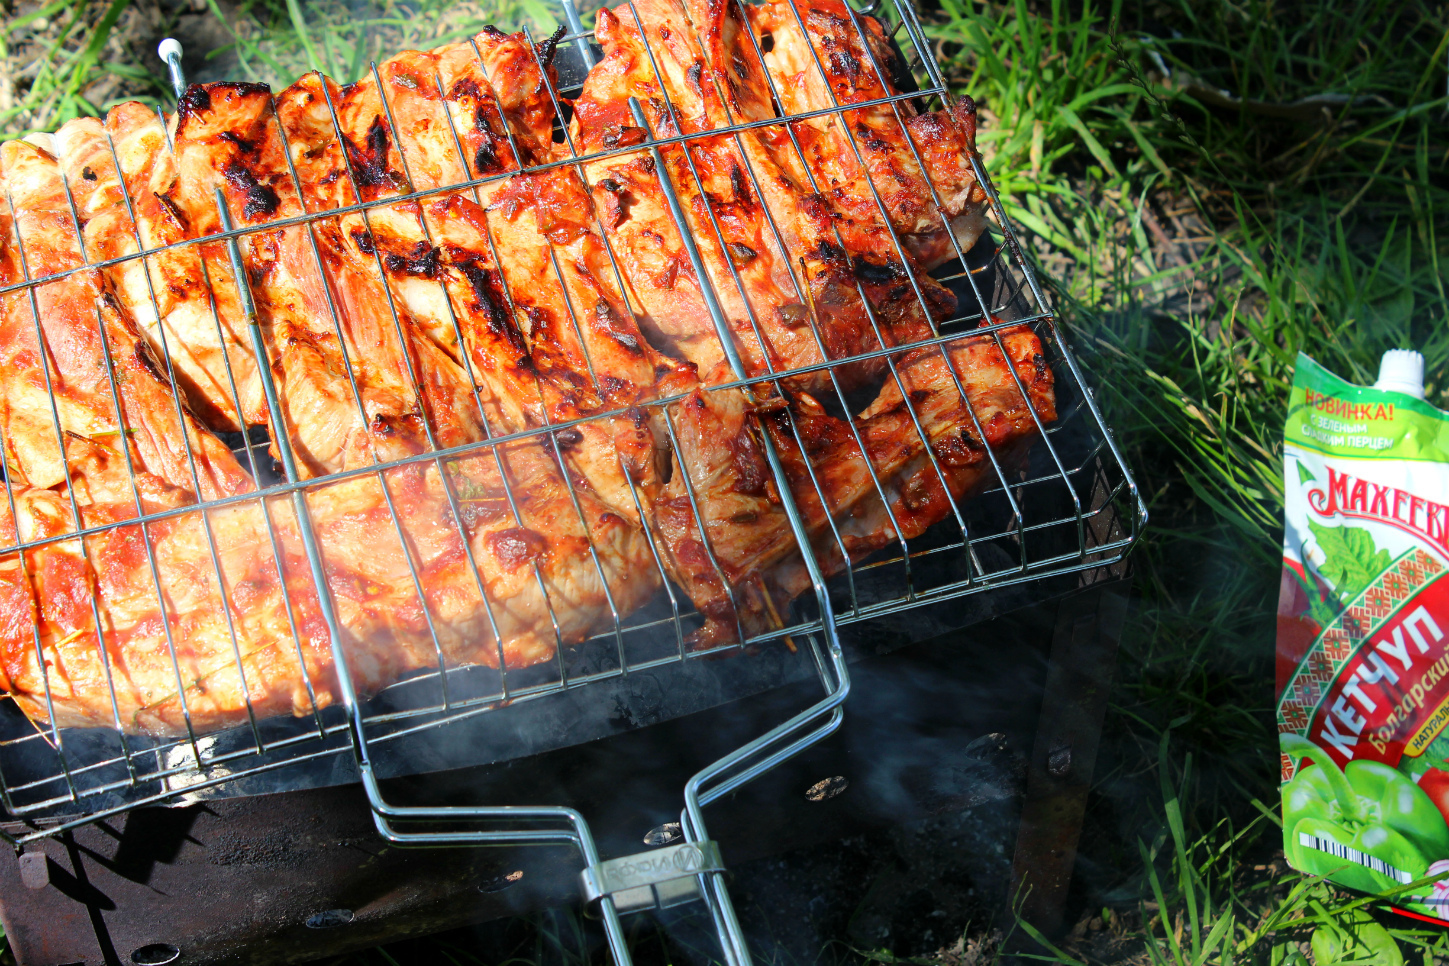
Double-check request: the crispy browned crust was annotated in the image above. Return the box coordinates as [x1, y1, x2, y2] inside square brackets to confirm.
[746, 0, 991, 269]
[0, 0, 1053, 735]
[0, 73, 660, 736]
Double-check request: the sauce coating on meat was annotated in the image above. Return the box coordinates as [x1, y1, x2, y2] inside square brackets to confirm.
[0, 0, 1054, 735]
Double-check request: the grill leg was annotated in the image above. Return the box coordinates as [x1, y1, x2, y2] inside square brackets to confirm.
[1008, 582, 1128, 938]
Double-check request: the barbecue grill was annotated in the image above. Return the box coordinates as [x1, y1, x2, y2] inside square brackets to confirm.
[0, 1, 1144, 963]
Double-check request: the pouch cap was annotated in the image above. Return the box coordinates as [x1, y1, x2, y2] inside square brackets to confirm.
[1373, 350, 1425, 400]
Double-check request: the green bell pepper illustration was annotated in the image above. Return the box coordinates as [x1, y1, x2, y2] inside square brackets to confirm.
[1281, 733, 1449, 892]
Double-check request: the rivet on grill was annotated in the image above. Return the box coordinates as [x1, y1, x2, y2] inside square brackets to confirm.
[130, 944, 181, 966]
[478, 869, 524, 893]
[304, 909, 354, 929]
[643, 822, 682, 846]
[17, 851, 48, 890]
[805, 776, 848, 802]
[965, 732, 1008, 760]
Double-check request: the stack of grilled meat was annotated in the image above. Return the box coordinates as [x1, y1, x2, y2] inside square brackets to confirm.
[0, 0, 1053, 737]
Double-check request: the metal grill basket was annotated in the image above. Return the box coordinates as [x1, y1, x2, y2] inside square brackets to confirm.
[0, 0, 1144, 962]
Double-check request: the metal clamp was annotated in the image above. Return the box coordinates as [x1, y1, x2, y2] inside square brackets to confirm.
[580, 841, 726, 914]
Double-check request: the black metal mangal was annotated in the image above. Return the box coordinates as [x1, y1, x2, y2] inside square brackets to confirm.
[0, 0, 1145, 962]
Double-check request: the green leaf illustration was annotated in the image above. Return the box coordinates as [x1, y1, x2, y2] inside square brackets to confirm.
[1296, 461, 1317, 485]
[1306, 593, 1341, 629]
[1307, 521, 1392, 605]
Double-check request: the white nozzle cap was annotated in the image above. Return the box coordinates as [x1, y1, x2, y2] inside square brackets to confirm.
[157, 38, 183, 63]
[1374, 349, 1425, 400]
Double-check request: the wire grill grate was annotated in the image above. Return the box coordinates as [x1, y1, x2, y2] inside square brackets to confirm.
[0, 0, 1142, 842]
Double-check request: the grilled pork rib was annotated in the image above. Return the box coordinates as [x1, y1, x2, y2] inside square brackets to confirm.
[747, 0, 990, 271]
[0, 138, 252, 503]
[0, 136, 335, 733]
[0, 91, 658, 735]
[65, 106, 272, 435]
[440, 31, 696, 519]
[172, 75, 660, 677]
[0, 0, 1054, 736]
[570, 0, 1045, 646]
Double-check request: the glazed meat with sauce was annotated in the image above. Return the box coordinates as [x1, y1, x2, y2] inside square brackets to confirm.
[0, 0, 1055, 738]
[747, 0, 991, 271]
[0, 80, 659, 736]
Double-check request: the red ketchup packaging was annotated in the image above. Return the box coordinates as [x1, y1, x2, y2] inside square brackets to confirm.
[1277, 351, 1449, 917]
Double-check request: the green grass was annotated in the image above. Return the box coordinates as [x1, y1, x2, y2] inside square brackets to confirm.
[922, 0, 1449, 961]
[0, 0, 560, 138]
[0, 0, 167, 136]
[202, 0, 565, 90]
[1, 0, 1447, 961]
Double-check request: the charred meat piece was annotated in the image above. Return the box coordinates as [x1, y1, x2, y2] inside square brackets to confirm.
[573, 1, 829, 387]
[434, 31, 695, 522]
[0, 136, 336, 735]
[59, 108, 270, 435]
[570, 2, 903, 645]
[0, 137, 252, 503]
[647, 0, 925, 385]
[765, 323, 1056, 608]
[747, 0, 990, 271]
[0, 81, 661, 736]
[682, 0, 957, 352]
[166, 81, 413, 474]
[209, 77, 486, 464]
[0, 0, 1054, 736]
[187, 76, 661, 680]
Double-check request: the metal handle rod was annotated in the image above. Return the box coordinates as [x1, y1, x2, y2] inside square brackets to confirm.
[357, 767, 633, 963]
[621, 64, 849, 966]
[561, 0, 597, 68]
[158, 39, 186, 99]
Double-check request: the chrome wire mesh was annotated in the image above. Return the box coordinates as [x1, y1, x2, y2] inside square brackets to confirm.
[0, 0, 1142, 841]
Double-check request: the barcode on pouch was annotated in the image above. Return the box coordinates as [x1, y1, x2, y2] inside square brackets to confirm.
[1299, 832, 1413, 884]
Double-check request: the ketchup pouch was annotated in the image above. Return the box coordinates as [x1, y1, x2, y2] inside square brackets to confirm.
[1277, 352, 1449, 914]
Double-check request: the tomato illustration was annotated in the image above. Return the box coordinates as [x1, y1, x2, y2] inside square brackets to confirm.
[1417, 768, 1449, 826]
[1277, 613, 1322, 699]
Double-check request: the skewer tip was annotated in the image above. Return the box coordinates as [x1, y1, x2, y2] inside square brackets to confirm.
[157, 38, 184, 63]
